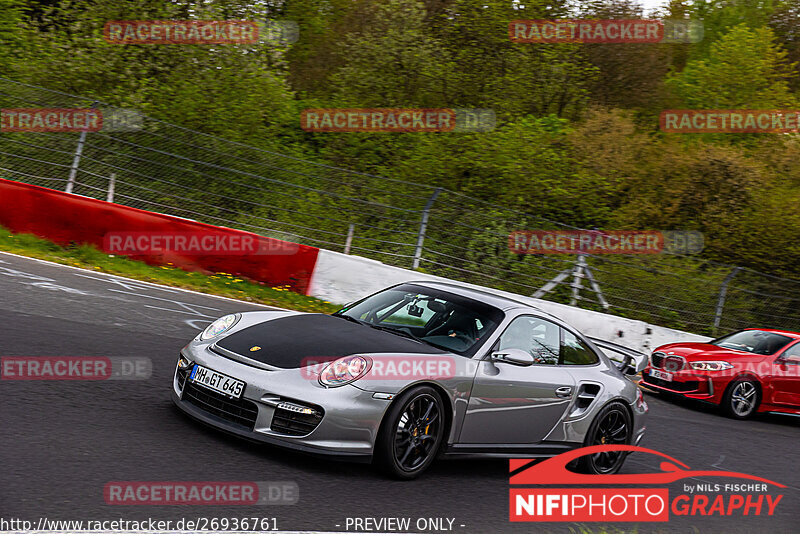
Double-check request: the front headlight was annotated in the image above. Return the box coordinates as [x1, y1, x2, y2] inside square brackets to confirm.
[690, 361, 733, 371]
[199, 314, 239, 341]
[319, 355, 371, 388]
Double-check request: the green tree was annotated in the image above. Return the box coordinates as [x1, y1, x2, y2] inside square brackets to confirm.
[13, 0, 299, 146]
[610, 141, 763, 260]
[666, 24, 797, 108]
[278, 0, 383, 96]
[328, 0, 452, 107]
[681, 0, 782, 59]
[768, 0, 800, 91]
[434, 0, 595, 119]
[0, 0, 25, 74]
[577, 1, 674, 111]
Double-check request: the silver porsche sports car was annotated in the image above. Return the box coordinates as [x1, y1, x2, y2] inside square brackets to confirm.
[172, 281, 648, 479]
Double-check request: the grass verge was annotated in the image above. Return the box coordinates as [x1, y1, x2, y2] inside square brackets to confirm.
[0, 226, 340, 314]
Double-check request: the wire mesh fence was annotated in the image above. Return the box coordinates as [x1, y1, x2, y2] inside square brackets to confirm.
[1, 76, 799, 336]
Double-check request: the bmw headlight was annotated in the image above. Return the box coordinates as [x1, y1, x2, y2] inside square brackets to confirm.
[690, 361, 733, 371]
[319, 355, 371, 387]
[199, 314, 239, 341]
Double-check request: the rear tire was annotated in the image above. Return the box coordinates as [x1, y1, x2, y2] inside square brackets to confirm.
[373, 386, 445, 480]
[722, 379, 760, 419]
[576, 401, 632, 474]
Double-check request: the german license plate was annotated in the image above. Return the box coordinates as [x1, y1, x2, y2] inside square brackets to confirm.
[190, 365, 245, 398]
[649, 368, 673, 382]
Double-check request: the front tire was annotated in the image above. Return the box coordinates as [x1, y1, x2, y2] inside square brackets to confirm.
[576, 401, 632, 474]
[374, 386, 445, 480]
[722, 378, 760, 419]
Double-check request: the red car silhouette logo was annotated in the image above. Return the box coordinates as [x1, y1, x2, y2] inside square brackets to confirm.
[510, 445, 786, 487]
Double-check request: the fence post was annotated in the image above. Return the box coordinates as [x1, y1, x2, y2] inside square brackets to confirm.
[343, 224, 354, 254]
[65, 101, 98, 194]
[412, 187, 442, 270]
[569, 254, 586, 306]
[582, 256, 610, 310]
[106, 173, 116, 203]
[713, 267, 742, 335]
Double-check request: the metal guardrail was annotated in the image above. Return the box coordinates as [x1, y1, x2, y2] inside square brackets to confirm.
[2, 76, 800, 336]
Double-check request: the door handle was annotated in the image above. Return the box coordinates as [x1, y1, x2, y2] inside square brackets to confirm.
[555, 386, 573, 398]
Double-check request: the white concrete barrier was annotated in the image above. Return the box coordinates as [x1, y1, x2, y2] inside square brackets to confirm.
[307, 249, 710, 353]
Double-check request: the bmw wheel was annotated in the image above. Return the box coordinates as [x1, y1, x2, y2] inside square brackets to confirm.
[723, 379, 760, 419]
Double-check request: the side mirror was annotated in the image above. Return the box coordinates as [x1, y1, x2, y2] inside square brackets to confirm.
[491, 349, 534, 367]
[779, 354, 800, 365]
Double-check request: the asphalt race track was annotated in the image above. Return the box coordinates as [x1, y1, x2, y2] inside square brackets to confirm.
[1, 251, 799, 534]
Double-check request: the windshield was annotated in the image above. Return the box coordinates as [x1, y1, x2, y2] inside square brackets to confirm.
[335, 284, 504, 356]
[711, 330, 793, 355]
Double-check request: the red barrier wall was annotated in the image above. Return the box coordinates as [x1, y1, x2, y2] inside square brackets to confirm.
[0, 178, 320, 295]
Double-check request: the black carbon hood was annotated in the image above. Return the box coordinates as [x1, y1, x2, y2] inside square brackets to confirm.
[214, 313, 444, 369]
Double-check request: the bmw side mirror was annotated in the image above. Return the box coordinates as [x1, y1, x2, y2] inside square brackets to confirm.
[491, 349, 534, 367]
[779, 354, 800, 365]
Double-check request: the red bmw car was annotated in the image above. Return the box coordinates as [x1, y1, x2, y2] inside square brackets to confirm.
[641, 328, 800, 419]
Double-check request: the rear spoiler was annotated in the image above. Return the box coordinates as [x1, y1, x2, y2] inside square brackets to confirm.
[587, 337, 648, 375]
[587, 337, 646, 357]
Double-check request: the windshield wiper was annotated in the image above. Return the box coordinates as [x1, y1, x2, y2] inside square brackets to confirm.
[368, 324, 424, 344]
[373, 325, 467, 354]
[331, 313, 365, 326]
[334, 317, 450, 351]
[718, 342, 752, 353]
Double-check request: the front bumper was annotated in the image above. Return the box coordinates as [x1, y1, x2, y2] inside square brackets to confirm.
[640, 366, 723, 403]
[632, 394, 648, 447]
[171, 342, 394, 460]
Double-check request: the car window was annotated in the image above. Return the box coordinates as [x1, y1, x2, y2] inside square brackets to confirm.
[711, 330, 793, 355]
[561, 331, 600, 365]
[497, 316, 560, 365]
[594, 344, 626, 367]
[780, 342, 800, 359]
[338, 284, 504, 357]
